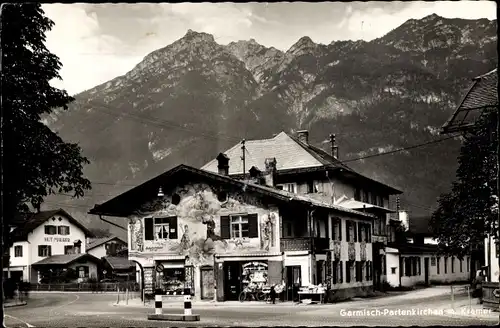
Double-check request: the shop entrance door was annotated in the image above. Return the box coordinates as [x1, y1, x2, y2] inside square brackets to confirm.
[224, 262, 241, 301]
[286, 266, 301, 302]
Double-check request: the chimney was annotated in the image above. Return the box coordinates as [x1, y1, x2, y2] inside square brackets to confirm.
[297, 130, 309, 145]
[248, 166, 262, 184]
[216, 153, 230, 176]
[263, 158, 277, 187]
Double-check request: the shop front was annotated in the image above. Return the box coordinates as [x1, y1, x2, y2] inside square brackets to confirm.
[153, 259, 194, 294]
[214, 253, 284, 302]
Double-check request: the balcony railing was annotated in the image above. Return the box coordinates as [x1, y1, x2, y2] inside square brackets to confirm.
[280, 237, 329, 253]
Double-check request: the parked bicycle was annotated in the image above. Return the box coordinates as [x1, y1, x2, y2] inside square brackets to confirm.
[239, 285, 265, 302]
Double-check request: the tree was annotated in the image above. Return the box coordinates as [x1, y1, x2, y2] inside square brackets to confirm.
[1, 4, 91, 323]
[430, 109, 498, 259]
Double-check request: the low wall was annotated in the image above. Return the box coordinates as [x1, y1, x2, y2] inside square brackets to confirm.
[482, 282, 500, 311]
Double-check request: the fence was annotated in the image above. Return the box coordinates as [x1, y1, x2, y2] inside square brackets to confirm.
[450, 284, 472, 310]
[115, 286, 143, 305]
[31, 282, 140, 292]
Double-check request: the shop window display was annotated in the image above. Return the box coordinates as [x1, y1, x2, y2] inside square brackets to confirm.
[241, 261, 268, 291]
[158, 268, 185, 293]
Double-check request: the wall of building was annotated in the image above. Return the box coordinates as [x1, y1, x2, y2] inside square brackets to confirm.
[28, 214, 87, 265]
[68, 261, 99, 282]
[485, 235, 499, 283]
[386, 250, 400, 287]
[400, 254, 470, 287]
[127, 181, 281, 299]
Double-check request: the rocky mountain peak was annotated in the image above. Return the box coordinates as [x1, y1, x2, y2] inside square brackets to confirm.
[288, 36, 317, 54]
[183, 29, 216, 43]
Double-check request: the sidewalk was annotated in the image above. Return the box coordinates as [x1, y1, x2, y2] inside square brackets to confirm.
[4, 299, 27, 308]
[112, 286, 461, 309]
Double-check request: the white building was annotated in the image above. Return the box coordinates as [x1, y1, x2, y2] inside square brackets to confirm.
[385, 212, 471, 288]
[86, 236, 127, 259]
[4, 209, 98, 283]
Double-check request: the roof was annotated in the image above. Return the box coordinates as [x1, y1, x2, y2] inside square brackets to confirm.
[87, 235, 127, 251]
[336, 199, 396, 213]
[31, 253, 101, 267]
[89, 164, 376, 220]
[441, 68, 498, 134]
[201, 131, 401, 194]
[388, 243, 439, 254]
[12, 209, 94, 242]
[407, 216, 433, 236]
[103, 256, 135, 270]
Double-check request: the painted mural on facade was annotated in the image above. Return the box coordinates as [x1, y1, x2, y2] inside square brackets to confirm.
[128, 183, 279, 267]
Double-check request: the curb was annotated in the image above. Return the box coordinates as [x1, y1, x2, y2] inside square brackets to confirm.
[4, 301, 27, 308]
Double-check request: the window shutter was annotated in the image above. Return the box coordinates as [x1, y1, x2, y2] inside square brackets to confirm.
[48, 246, 52, 256]
[247, 214, 259, 238]
[367, 224, 371, 242]
[366, 261, 370, 281]
[332, 262, 337, 284]
[338, 220, 342, 241]
[346, 261, 351, 283]
[144, 218, 154, 240]
[339, 261, 343, 283]
[353, 222, 358, 242]
[220, 216, 230, 239]
[358, 224, 362, 242]
[346, 221, 350, 242]
[169, 217, 178, 239]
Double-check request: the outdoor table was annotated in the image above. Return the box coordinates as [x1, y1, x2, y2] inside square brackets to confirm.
[297, 290, 326, 304]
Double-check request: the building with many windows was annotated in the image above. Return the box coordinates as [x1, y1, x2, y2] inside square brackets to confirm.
[90, 162, 378, 302]
[4, 209, 98, 283]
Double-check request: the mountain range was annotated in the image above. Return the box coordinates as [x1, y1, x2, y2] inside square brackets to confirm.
[42, 13, 498, 235]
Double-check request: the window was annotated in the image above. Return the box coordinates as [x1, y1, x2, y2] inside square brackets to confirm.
[58, 226, 70, 235]
[437, 257, 440, 274]
[44, 225, 57, 235]
[14, 246, 23, 257]
[355, 261, 363, 282]
[331, 218, 342, 241]
[154, 217, 178, 240]
[444, 257, 448, 274]
[277, 183, 296, 193]
[354, 188, 361, 201]
[346, 221, 356, 242]
[431, 257, 436, 266]
[346, 261, 353, 283]
[282, 221, 293, 237]
[377, 195, 384, 207]
[460, 259, 463, 272]
[38, 245, 51, 257]
[404, 258, 411, 277]
[451, 257, 455, 273]
[373, 218, 380, 235]
[78, 266, 89, 278]
[64, 245, 74, 255]
[466, 257, 470, 272]
[362, 190, 369, 203]
[230, 215, 249, 239]
[391, 267, 397, 274]
[366, 261, 372, 281]
[338, 261, 343, 283]
[307, 181, 318, 193]
[418, 258, 421, 275]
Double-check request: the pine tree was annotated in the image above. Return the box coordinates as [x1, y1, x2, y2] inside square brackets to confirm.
[1, 4, 91, 323]
[430, 109, 499, 258]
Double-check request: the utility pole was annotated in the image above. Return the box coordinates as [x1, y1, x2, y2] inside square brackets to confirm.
[241, 139, 246, 181]
[329, 134, 339, 159]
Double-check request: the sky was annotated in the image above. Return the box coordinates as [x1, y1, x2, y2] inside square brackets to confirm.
[42, 1, 497, 96]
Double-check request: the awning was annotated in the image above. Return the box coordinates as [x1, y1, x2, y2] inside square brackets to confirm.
[32, 254, 100, 268]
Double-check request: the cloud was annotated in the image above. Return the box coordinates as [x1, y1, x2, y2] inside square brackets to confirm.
[335, 1, 497, 41]
[43, 4, 143, 95]
[41, 2, 497, 95]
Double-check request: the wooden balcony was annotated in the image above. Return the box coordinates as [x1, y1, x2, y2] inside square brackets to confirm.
[280, 237, 330, 253]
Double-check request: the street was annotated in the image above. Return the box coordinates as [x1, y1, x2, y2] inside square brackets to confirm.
[5, 291, 498, 327]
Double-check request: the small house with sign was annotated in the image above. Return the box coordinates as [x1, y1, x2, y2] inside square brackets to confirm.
[89, 160, 377, 302]
[4, 209, 98, 284]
